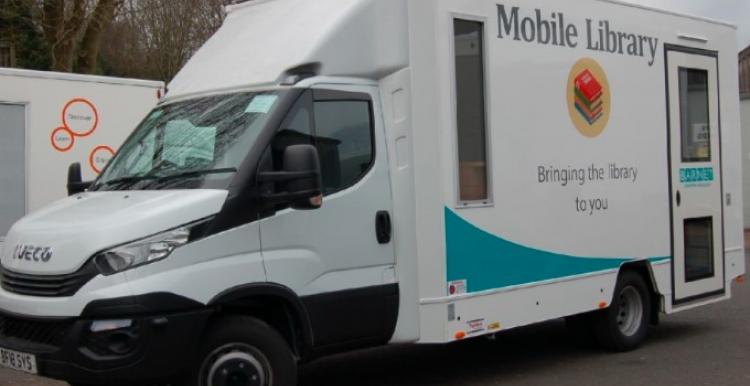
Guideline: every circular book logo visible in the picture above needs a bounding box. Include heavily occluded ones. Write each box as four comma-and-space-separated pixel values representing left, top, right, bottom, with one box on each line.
567, 58, 611, 138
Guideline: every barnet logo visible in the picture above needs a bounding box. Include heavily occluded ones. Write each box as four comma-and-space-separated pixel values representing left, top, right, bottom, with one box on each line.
567, 58, 611, 138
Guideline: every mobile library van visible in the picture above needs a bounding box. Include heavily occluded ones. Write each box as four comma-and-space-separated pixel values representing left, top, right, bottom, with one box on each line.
0, 1, 744, 385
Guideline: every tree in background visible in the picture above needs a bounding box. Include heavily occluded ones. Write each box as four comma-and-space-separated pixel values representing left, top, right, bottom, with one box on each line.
0, 0, 50, 70
100, 0, 229, 82
1, 0, 232, 81
39, 0, 124, 73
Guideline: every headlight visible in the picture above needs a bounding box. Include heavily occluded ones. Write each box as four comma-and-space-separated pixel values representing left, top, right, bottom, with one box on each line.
94, 227, 191, 275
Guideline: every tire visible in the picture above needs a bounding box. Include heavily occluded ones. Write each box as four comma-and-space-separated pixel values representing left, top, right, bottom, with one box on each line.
593, 270, 652, 352
69, 384, 117, 386
186, 316, 297, 386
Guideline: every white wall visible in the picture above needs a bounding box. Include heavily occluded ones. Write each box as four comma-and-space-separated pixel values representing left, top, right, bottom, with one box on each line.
0, 70, 163, 220
742, 96, 750, 228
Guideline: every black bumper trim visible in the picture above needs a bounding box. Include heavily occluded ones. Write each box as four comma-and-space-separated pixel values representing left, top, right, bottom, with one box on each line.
0, 295, 212, 385
81, 292, 205, 318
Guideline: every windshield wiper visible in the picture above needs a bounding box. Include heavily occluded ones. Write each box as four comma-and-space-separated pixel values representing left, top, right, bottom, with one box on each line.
93, 175, 159, 191
157, 167, 238, 181
93, 168, 238, 191
146, 168, 239, 187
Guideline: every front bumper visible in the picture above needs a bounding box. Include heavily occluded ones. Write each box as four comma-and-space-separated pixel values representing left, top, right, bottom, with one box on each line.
0, 294, 212, 385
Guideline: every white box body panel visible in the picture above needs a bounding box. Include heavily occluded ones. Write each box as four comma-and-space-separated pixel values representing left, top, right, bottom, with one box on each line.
405, 0, 744, 342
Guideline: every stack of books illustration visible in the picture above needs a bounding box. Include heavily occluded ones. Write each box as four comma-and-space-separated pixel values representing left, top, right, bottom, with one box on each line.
574, 69, 604, 125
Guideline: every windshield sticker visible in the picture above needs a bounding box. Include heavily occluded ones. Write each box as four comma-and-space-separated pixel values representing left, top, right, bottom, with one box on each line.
245, 95, 278, 114
147, 110, 164, 120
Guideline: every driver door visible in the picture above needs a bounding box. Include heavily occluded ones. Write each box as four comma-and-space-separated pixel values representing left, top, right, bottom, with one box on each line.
259, 85, 398, 349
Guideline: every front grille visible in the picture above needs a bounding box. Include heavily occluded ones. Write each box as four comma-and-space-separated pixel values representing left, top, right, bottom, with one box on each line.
0, 314, 73, 347
0, 261, 99, 297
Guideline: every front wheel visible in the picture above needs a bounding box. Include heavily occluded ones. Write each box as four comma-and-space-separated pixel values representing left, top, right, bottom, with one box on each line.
188, 317, 297, 386
593, 270, 652, 351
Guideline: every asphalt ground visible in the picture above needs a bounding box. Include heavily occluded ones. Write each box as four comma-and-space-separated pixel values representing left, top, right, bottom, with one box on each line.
2, 253, 748, 386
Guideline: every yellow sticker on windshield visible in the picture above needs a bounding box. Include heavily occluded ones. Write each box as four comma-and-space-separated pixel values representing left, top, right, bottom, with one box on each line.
245, 95, 278, 114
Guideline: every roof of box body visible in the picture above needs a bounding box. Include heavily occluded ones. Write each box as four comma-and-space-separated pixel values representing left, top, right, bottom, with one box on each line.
167, 0, 735, 101
165, 0, 408, 100
0, 68, 164, 89
599, 0, 736, 29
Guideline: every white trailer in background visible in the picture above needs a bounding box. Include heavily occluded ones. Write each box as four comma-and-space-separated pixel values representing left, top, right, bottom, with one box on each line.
0, 69, 164, 240
742, 94, 750, 227
0, 1, 745, 385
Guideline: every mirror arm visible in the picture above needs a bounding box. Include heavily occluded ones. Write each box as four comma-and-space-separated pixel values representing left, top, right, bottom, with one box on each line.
261, 189, 321, 205
67, 181, 93, 196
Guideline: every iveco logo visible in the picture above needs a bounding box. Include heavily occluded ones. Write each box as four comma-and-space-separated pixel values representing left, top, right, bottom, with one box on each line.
13, 245, 53, 263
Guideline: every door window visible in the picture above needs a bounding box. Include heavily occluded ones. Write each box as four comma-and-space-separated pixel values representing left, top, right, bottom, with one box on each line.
684, 217, 715, 282
268, 92, 375, 197
454, 19, 490, 204
679, 68, 711, 163
313, 100, 374, 195
270, 92, 315, 168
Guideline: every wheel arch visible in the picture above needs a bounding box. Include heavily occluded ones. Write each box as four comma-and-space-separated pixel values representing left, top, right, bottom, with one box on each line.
208, 283, 314, 359
618, 261, 663, 325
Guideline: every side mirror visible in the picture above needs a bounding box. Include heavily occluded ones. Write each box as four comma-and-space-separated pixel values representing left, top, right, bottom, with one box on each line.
67, 163, 93, 196
259, 145, 323, 210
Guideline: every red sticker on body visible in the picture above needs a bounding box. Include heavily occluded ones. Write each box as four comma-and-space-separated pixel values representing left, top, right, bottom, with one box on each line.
89, 145, 116, 174
51, 127, 75, 152
63, 98, 99, 137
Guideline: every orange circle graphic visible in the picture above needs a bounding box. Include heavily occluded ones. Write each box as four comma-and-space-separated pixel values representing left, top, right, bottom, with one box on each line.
89, 145, 116, 174
50, 127, 75, 152
63, 98, 100, 137
567, 58, 612, 138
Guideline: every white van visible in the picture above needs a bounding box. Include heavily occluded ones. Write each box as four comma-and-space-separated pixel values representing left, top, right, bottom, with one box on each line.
0, 69, 164, 244
0, 1, 745, 385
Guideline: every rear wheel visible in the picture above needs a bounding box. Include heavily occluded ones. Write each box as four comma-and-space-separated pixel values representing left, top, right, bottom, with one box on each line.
593, 270, 652, 351
187, 316, 297, 386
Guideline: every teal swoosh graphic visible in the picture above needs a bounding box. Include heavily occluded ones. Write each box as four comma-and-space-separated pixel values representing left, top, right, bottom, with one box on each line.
445, 208, 669, 293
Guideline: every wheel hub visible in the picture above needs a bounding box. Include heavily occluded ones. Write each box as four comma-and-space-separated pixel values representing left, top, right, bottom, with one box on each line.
203, 344, 269, 386
616, 286, 644, 337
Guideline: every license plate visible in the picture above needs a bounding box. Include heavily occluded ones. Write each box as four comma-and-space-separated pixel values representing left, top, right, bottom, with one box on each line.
0, 346, 37, 374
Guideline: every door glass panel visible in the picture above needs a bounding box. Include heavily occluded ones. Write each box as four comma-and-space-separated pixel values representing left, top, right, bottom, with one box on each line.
271, 91, 315, 168
313, 100, 374, 195
684, 217, 715, 282
679, 68, 711, 162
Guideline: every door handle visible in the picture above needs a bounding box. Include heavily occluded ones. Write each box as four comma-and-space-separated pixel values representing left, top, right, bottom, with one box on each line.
676, 190, 682, 207
376, 211, 392, 244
